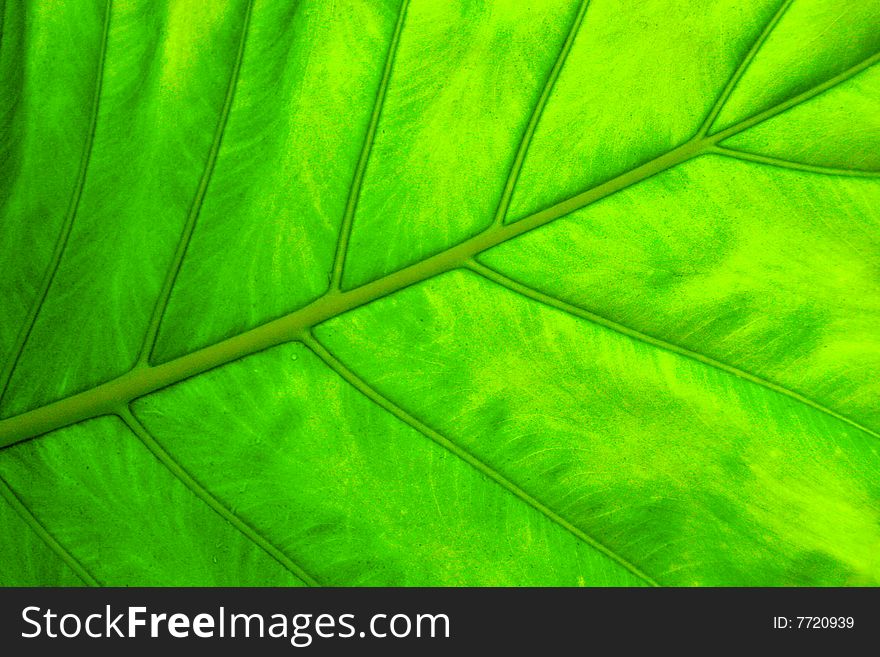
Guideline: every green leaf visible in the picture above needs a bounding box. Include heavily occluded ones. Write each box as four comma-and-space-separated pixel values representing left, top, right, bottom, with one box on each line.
1, 0, 879, 586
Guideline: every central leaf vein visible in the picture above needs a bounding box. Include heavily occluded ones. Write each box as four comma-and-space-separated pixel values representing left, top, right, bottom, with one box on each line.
0, 51, 877, 450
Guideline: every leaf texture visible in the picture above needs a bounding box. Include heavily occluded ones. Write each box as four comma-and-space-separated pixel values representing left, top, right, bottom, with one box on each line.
1, 0, 879, 586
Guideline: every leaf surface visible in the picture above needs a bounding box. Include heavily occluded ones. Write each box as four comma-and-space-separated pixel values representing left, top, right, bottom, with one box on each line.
1, 0, 879, 586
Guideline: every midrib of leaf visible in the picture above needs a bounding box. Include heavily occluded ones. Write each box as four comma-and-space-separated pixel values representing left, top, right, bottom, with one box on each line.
329, 0, 410, 291
0, 474, 100, 586
1, 51, 877, 450
0, 0, 111, 407
137, 0, 255, 366
118, 407, 318, 586
302, 332, 659, 586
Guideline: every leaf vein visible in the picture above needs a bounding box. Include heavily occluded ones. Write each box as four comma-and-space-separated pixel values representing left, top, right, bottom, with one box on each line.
0, 475, 100, 586
329, 0, 410, 291
698, 0, 794, 137
302, 332, 660, 587
136, 0, 256, 365
118, 407, 320, 586
1, 51, 878, 447
711, 50, 880, 141
467, 260, 880, 442
0, 0, 112, 408
491, 0, 591, 227
711, 145, 880, 177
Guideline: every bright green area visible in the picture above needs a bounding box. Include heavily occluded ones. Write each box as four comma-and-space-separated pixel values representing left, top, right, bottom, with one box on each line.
2, 0, 247, 416
713, 0, 880, 130
0, 2, 105, 404
0, 0, 878, 586
155, 0, 404, 361
0, 417, 304, 585
483, 155, 880, 431
132, 343, 644, 586
505, 0, 782, 220
318, 271, 880, 585
723, 65, 880, 170
0, 483, 86, 586
342, 0, 581, 287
